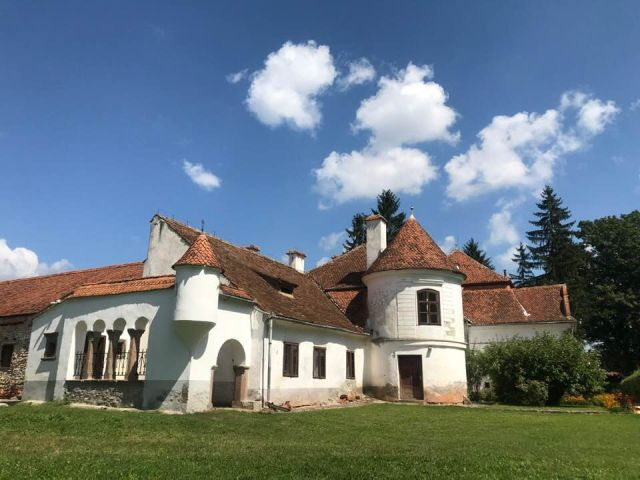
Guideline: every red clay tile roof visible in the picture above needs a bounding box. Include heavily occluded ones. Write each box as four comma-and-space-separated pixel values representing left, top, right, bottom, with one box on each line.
68, 276, 175, 299
173, 233, 222, 270
367, 218, 462, 276
449, 250, 510, 287
309, 245, 367, 289
0, 262, 144, 318
463, 284, 573, 326
160, 216, 363, 333
365, 214, 386, 222
326, 288, 368, 328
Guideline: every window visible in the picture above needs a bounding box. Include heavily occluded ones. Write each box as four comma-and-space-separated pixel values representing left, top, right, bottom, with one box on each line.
283, 342, 299, 377
346, 350, 355, 379
0, 344, 14, 369
313, 347, 326, 379
417, 289, 440, 325
43, 332, 59, 359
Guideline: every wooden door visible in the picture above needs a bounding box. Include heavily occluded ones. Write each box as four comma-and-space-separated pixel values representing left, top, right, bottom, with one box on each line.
398, 355, 423, 400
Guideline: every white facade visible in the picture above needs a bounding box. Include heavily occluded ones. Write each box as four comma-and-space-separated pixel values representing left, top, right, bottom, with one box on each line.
467, 322, 574, 350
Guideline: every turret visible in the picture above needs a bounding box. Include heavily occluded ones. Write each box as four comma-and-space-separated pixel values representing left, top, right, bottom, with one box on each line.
172, 233, 222, 324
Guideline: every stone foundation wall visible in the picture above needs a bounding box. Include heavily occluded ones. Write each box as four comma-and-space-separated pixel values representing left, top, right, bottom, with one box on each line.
63, 381, 144, 408
0, 315, 32, 399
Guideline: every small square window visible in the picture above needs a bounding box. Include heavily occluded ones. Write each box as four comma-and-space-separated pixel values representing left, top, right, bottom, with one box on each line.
0, 344, 14, 369
43, 332, 59, 359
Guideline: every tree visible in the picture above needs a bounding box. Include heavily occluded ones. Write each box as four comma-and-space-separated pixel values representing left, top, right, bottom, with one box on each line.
343, 213, 366, 251
526, 185, 581, 284
462, 238, 495, 269
372, 189, 406, 242
576, 210, 640, 374
511, 242, 535, 287
343, 190, 406, 251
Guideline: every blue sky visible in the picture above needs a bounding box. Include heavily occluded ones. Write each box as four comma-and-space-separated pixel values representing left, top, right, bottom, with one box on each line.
1, 1, 639, 279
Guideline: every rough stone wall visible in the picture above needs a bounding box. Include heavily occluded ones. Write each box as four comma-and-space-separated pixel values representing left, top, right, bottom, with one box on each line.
63, 381, 144, 408
0, 315, 32, 399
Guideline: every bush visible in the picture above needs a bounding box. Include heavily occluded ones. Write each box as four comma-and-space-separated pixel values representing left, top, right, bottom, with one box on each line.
466, 348, 487, 400
559, 394, 589, 406
476, 333, 606, 406
620, 370, 640, 403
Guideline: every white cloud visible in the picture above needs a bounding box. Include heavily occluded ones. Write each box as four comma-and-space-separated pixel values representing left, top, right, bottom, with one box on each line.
439, 235, 456, 254
338, 58, 376, 90
495, 244, 518, 272
487, 204, 519, 247
315, 256, 331, 267
314, 63, 456, 207
0, 239, 72, 280
314, 147, 437, 205
631, 98, 640, 111
226, 69, 248, 84
445, 91, 619, 201
246, 41, 336, 131
182, 160, 221, 191
354, 63, 458, 148
318, 231, 345, 251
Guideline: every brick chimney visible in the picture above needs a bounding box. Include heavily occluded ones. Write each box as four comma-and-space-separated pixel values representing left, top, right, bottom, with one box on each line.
366, 214, 387, 269
287, 250, 306, 273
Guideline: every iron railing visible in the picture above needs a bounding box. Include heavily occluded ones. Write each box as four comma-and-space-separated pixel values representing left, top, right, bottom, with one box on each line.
73, 350, 146, 379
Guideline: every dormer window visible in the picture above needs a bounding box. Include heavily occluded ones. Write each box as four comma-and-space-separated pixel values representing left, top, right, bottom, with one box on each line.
417, 289, 440, 325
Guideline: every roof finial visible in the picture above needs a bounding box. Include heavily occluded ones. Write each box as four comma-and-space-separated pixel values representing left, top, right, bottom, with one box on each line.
200, 219, 205, 233
409, 206, 415, 219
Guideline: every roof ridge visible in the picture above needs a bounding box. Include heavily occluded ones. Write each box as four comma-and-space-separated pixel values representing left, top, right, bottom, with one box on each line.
0, 261, 143, 286
78, 274, 175, 288
514, 283, 566, 290
449, 250, 510, 280
159, 215, 305, 275
308, 244, 365, 273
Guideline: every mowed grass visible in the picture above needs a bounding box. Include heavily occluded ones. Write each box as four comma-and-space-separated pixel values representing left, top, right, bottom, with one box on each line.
0, 403, 638, 479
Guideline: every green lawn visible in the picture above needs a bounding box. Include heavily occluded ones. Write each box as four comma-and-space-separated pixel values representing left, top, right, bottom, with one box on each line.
0, 403, 638, 479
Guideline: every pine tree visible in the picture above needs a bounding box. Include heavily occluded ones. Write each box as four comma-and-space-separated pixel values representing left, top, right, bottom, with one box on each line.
343, 213, 366, 251
511, 242, 534, 287
462, 238, 495, 269
372, 189, 406, 242
526, 185, 581, 284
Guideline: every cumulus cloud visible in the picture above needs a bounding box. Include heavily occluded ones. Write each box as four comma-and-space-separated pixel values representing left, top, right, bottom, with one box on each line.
246, 41, 336, 131
226, 69, 248, 84
445, 91, 619, 201
314, 63, 456, 206
631, 98, 640, 111
338, 58, 376, 90
354, 63, 458, 148
315, 256, 331, 267
318, 231, 346, 251
314, 147, 437, 206
495, 245, 518, 272
182, 160, 221, 191
0, 239, 72, 280
487, 205, 519, 247
439, 235, 457, 254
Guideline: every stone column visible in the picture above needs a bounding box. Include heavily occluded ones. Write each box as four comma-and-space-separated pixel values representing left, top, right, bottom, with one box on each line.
104, 329, 123, 380
126, 329, 145, 381
232, 366, 249, 408
80, 332, 96, 380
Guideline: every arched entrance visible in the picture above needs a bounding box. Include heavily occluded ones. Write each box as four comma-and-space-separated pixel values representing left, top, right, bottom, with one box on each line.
211, 339, 247, 407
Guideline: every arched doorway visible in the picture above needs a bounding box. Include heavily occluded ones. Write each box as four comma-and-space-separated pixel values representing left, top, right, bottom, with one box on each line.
212, 339, 247, 407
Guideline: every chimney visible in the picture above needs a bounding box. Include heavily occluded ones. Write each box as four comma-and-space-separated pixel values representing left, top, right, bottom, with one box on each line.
287, 250, 306, 273
366, 214, 387, 269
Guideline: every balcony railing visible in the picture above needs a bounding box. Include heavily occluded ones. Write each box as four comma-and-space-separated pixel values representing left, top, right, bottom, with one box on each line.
73, 350, 146, 380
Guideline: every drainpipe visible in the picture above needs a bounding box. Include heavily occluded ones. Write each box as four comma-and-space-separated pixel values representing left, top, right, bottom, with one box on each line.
267, 315, 273, 405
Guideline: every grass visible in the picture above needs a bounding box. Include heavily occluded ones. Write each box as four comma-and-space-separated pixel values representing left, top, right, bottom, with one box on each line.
0, 403, 638, 479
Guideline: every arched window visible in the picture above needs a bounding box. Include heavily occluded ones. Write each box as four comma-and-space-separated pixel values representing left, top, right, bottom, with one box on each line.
417, 289, 440, 325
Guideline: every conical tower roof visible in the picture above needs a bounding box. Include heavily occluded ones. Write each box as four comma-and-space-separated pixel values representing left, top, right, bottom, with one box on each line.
172, 233, 222, 270
367, 217, 462, 276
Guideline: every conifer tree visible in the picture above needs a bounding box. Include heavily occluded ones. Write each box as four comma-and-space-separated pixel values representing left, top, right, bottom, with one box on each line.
462, 238, 495, 269
343, 213, 366, 251
526, 185, 581, 284
371, 189, 406, 242
511, 242, 534, 287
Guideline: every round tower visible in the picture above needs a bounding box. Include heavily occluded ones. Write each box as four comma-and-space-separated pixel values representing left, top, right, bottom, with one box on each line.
362, 214, 468, 403
173, 233, 222, 324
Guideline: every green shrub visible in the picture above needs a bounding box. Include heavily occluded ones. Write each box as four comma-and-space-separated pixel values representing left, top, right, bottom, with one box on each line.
466, 348, 487, 400
620, 370, 640, 403
479, 333, 606, 406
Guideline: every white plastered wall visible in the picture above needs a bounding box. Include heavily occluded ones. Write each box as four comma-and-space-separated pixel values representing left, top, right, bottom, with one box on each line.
467, 322, 574, 350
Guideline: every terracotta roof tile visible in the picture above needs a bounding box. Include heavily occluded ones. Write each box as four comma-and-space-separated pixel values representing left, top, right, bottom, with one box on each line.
309, 245, 367, 289
161, 217, 363, 333
368, 218, 462, 276
463, 284, 573, 326
173, 233, 221, 269
326, 288, 368, 328
68, 276, 175, 298
0, 262, 144, 317
449, 250, 510, 286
